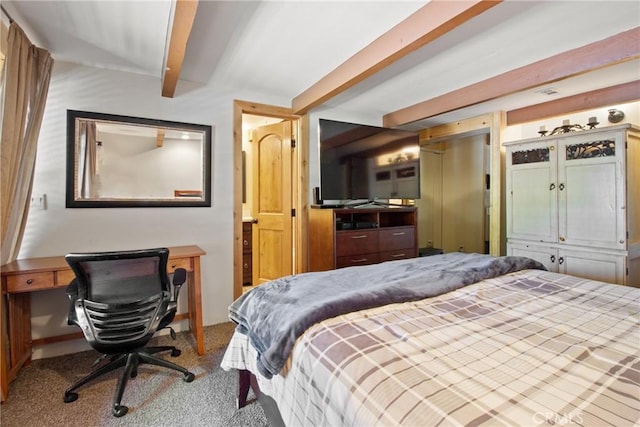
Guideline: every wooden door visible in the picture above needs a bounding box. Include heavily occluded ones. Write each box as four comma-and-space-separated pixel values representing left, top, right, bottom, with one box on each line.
441, 135, 486, 253
251, 121, 293, 284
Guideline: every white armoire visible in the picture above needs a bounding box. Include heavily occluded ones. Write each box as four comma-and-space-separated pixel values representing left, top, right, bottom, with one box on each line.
505, 124, 639, 286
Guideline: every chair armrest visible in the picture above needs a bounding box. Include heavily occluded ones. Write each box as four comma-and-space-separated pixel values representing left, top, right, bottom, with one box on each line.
172, 268, 187, 301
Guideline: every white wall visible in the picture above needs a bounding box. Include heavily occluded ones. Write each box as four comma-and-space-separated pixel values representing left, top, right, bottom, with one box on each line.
22, 61, 290, 358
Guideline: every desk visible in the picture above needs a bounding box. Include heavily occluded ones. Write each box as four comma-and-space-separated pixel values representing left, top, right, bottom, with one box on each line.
0, 245, 206, 401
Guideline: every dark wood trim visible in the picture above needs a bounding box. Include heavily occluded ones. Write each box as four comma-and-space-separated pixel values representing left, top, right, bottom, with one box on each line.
291, 0, 502, 115
506, 80, 640, 125
384, 27, 640, 127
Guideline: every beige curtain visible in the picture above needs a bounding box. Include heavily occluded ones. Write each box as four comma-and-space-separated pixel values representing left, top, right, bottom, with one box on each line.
0, 22, 53, 265
79, 120, 98, 199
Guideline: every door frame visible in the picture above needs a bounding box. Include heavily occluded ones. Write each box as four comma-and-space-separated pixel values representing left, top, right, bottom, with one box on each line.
418, 112, 504, 256
233, 100, 309, 299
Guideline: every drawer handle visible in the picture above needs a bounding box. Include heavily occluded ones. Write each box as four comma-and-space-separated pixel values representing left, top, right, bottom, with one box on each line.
392, 253, 406, 257
171, 264, 177, 269
244, 263, 249, 269
392, 232, 405, 236
243, 240, 249, 246
351, 235, 367, 239
351, 258, 367, 262
26, 279, 33, 285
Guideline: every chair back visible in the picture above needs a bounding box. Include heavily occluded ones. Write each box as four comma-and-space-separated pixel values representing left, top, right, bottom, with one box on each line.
65, 248, 171, 353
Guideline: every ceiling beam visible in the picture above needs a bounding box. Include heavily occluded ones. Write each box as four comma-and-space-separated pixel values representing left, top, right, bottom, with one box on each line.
506, 80, 640, 125
162, 0, 198, 98
383, 27, 640, 127
291, 0, 502, 115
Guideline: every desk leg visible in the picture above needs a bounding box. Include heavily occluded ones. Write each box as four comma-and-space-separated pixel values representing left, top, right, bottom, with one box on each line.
1, 292, 32, 400
8, 293, 32, 369
188, 257, 205, 356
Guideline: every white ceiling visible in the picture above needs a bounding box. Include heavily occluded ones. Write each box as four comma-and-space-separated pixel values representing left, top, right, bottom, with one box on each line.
3, 0, 639, 130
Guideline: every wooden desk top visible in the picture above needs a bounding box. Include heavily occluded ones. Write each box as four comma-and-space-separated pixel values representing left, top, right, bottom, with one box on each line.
1, 245, 206, 275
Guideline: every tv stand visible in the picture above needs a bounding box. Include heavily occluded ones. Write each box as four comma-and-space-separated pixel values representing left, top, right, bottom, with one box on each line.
308, 206, 418, 271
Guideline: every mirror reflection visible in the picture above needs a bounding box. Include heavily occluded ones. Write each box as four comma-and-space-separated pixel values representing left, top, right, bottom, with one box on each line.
66, 110, 211, 207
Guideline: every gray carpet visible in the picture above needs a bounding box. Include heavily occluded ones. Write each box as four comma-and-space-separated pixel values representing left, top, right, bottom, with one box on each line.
1, 322, 270, 427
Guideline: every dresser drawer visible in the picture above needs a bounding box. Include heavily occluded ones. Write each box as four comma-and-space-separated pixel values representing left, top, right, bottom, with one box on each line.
336, 253, 380, 269
7, 272, 55, 293
336, 230, 379, 256
379, 249, 414, 263
168, 257, 192, 272
242, 255, 252, 285
379, 227, 415, 251
56, 269, 77, 287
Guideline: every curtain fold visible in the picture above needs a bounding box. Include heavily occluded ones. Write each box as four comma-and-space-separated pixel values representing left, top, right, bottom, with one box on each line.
79, 120, 97, 199
0, 22, 53, 265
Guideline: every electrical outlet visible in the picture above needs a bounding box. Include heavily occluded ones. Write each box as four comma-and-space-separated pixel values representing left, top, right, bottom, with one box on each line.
30, 194, 47, 210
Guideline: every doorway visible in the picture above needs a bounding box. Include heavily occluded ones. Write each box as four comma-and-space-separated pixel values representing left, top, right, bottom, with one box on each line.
233, 100, 308, 299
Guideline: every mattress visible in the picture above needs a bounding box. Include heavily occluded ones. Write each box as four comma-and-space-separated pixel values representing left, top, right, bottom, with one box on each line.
222, 268, 640, 426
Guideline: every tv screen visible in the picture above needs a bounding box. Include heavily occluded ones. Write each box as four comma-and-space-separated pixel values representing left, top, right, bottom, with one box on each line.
319, 119, 421, 201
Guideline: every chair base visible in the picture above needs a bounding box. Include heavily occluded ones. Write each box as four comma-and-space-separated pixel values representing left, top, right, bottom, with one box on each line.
63, 347, 195, 417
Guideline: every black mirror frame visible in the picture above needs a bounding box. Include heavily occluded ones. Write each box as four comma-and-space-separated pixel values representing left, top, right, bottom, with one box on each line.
66, 110, 212, 208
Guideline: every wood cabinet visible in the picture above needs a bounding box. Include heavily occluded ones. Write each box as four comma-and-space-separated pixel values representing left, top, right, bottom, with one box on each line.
242, 221, 252, 286
309, 206, 418, 271
505, 124, 640, 286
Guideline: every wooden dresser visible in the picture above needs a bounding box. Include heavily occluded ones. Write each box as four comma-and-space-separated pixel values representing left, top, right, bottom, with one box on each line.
308, 206, 418, 271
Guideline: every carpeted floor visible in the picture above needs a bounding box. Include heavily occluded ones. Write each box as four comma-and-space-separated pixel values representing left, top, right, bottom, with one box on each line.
1, 322, 269, 427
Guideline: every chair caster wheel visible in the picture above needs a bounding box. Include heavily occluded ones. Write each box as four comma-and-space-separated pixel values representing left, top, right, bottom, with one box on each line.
171, 348, 181, 357
113, 404, 128, 417
184, 372, 195, 382
63, 392, 78, 403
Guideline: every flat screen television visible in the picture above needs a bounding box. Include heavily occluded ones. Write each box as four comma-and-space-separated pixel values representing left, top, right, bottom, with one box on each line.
319, 119, 421, 203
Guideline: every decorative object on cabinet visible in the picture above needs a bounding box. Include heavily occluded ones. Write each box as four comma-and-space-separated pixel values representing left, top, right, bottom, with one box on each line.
308, 206, 418, 271
505, 124, 639, 285
538, 117, 600, 137
608, 108, 625, 123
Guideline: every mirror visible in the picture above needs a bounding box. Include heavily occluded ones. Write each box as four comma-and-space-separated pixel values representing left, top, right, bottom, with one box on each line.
66, 110, 212, 207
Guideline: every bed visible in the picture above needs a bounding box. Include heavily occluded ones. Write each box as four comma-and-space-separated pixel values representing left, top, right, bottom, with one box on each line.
221, 253, 640, 426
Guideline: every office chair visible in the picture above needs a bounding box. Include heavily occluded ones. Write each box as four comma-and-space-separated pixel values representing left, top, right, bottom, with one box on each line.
63, 248, 195, 417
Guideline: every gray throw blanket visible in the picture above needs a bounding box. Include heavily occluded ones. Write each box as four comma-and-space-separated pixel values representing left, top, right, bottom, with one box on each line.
229, 253, 546, 378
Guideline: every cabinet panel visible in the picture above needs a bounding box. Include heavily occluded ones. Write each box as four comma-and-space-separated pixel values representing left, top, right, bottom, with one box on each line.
508, 240, 626, 285
506, 142, 557, 242
559, 249, 625, 285
558, 135, 625, 250
507, 242, 556, 272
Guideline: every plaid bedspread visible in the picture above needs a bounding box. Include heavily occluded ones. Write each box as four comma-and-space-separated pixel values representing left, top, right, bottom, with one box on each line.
222, 269, 640, 426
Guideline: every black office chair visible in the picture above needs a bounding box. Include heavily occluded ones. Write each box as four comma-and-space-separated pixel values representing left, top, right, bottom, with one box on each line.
63, 248, 195, 417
